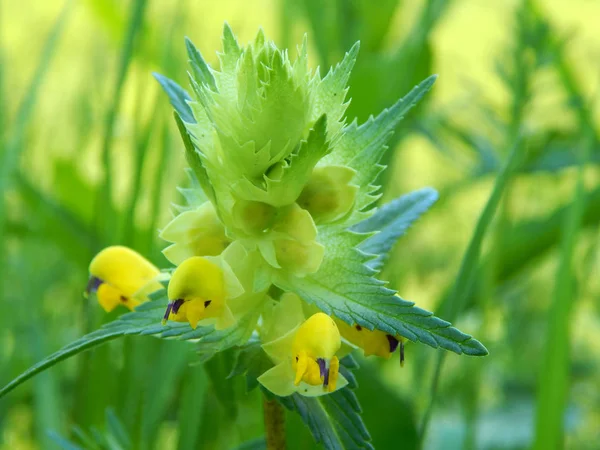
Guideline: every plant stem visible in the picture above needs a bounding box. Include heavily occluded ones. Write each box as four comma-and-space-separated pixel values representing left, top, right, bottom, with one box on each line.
263, 397, 286, 450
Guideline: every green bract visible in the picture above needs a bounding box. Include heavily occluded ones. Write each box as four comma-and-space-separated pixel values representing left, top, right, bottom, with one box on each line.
154, 24, 489, 358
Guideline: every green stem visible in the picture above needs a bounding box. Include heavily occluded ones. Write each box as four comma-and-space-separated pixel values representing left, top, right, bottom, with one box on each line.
263, 397, 286, 450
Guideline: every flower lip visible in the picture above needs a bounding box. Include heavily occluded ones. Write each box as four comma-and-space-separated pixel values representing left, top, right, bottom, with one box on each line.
172, 299, 185, 314
387, 335, 399, 353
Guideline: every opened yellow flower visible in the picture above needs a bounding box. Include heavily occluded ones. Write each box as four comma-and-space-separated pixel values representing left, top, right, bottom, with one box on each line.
163, 255, 244, 329
336, 319, 406, 366
86, 246, 162, 312
259, 311, 348, 397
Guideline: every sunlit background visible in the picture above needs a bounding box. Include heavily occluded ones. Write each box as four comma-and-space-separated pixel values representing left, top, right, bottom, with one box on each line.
1, 0, 599, 448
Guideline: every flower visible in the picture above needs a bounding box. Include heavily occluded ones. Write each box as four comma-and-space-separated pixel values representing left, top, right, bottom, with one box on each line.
86, 246, 162, 312
259, 305, 348, 397
163, 255, 244, 329
336, 319, 406, 366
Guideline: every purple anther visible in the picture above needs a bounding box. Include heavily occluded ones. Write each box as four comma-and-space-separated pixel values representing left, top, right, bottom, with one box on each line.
172, 298, 185, 314
387, 335, 400, 353
86, 276, 103, 294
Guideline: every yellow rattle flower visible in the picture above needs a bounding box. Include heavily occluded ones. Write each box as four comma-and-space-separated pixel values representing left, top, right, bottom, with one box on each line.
163, 256, 243, 329
86, 246, 162, 312
259, 311, 348, 397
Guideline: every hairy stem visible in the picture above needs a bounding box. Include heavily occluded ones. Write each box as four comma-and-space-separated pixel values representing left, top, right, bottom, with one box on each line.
263, 397, 286, 450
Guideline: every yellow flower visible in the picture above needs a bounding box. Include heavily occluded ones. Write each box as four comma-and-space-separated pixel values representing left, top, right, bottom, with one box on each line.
259, 309, 348, 397
86, 246, 162, 312
336, 319, 405, 366
163, 255, 244, 329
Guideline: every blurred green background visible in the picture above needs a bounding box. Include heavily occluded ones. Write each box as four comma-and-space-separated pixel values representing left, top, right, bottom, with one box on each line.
1, 0, 599, 448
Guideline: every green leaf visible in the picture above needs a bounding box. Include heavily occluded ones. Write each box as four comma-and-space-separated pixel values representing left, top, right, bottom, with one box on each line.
352, 187, 439, 271
0, 290, 258, 399
274, 226, 487, 356
153, 73, 195, 123
279, 355, 373, 450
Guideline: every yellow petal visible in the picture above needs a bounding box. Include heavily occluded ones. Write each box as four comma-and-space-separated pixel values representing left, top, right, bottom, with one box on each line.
89, 246, 160, 298
327, 356, 339, 392
293, 313, 341, 359
294, 351, 308, 385
168, 257, 225, 304
97, 283, 124, 312
183, 299, 206, 329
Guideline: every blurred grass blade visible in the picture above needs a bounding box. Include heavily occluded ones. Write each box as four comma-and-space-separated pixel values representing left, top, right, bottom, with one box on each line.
420, 140, 523, 440
123, 93, 160, 245
140, 343, 190, 445
47, 431, 84, 450
106, 408, 131, 450
16, 174, 99, 263
177, 366, 208, 450
0, 0, 71, 298
0, 1, 71, 179
533, 136, 591, 449
95, 0, 148, 244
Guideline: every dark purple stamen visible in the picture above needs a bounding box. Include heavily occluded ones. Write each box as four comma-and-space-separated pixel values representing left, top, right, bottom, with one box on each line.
317, 358, 326, 379
86, 276, 103, 294
163, 302, 173, 321
400, 341, 405, 366
317, 358, 330, 386
172, 299, 185, 314
386, 335, 400, 353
